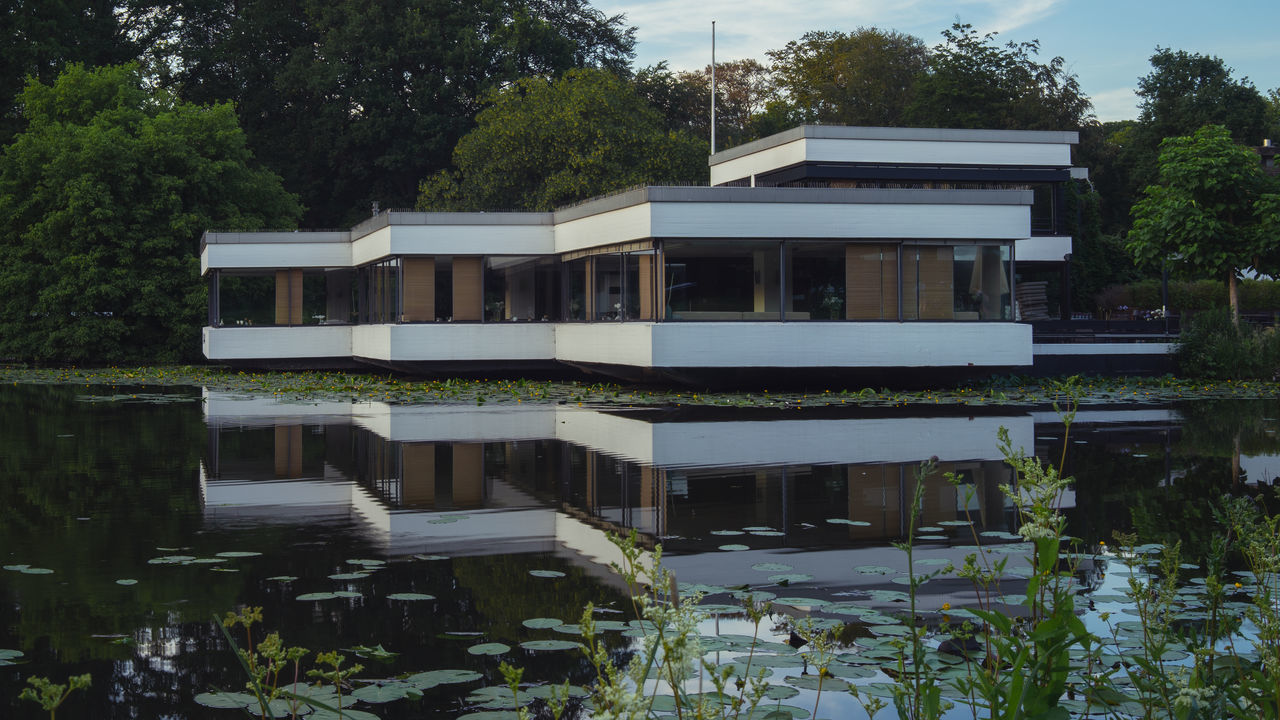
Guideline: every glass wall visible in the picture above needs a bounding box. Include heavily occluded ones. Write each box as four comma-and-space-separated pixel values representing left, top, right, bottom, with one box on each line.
785, 243, 845, 320
357, 258, 400, 324
213, 269, 354, 326
483, 257, 560, 322
663, 241, 781, 320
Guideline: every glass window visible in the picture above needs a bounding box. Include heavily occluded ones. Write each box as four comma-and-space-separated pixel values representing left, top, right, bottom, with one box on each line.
785, 243, 845, 320
484, 257, 559, 321
663, 241, 781, 320
356, 258, 400, 324
563, 258, 587, 321
214, 269, 354, 326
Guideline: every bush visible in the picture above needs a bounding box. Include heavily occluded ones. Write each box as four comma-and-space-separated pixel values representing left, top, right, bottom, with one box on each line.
1175, 307, 1280, 379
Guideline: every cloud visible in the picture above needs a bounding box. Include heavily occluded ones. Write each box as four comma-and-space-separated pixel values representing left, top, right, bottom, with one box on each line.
1090, 87, 1141, 123
596, 0, 1069, 70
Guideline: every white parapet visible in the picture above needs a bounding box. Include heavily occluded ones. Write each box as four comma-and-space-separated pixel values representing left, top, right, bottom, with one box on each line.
203, 325, 353, 360
353, 323, 557, 363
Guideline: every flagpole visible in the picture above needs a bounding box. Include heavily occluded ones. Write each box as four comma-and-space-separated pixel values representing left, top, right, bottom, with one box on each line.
710, 20, 716, 155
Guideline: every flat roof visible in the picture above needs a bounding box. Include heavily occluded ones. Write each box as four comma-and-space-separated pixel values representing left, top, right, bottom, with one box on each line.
709, 125, 1082, 166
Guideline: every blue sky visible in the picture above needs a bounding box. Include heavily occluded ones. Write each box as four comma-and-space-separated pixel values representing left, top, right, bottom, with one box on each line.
593, 0, 1280, 123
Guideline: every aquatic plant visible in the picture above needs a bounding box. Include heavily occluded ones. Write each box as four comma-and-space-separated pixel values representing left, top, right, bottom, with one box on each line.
18, 673, 91, 720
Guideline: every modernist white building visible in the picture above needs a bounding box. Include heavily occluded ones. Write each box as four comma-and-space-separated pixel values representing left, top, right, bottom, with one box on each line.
201, 125, 1082, 382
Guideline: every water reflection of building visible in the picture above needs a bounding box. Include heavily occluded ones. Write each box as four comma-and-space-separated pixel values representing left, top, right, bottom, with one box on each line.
200, 392, 1038, 550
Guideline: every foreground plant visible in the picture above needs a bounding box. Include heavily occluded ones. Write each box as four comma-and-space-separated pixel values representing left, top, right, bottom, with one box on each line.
18, 673, 91, 720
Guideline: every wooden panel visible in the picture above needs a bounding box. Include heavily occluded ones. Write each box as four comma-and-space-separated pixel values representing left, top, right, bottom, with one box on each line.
273, 425, 302, 478
918, 246, 954, 320
275, 269, 302, 325
584, 257, 595, 319
452, 443, 483, 506
402, 443, 436, 506
881, 247, 899, 321
402, 257, 435, 322
901, 249, 918, 320
846, 245, 882, 320
637, 255, 654, 320
452, 258, 482, 321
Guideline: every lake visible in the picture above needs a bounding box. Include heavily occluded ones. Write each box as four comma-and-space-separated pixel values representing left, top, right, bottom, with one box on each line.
1, 382, 1277, 718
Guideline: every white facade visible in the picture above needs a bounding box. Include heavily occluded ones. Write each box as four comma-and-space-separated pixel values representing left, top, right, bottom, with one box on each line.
201, 124, 1082, 379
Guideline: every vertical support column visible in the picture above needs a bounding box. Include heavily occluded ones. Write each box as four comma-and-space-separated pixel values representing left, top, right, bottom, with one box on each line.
452, 257, 482, 321
584, 257, 595, 320
275, 269, 303, 325
402, 257, 436, 322
208, 270, 220, 326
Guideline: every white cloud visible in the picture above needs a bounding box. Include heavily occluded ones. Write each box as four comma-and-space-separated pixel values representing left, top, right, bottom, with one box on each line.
1090, 87, 1141, 123
595, 0, 1069, 70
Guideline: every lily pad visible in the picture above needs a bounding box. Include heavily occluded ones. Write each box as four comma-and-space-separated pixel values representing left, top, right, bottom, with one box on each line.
333, 591, 362, 598
519, 640, 581, 651
328, 572, 370, 580
0, 649, 23, 666
718, 544, 750, 551
350, 682, 420, 703
405, 669, 484, 689
148, 555, 196, 565
768, 573, 813, 584
468, 642, 511, 656
19, 567, 54, 575
296, 592, 340, 601
522, 617, 564, 629
3, 564, 30, 572
751, 563, 792, 572
115, 579, 138, 586
710, 530, 745, 536
387, 592, 436, 601
413, 554, 449, 561
266, 575, 299, 582
346, 558, 386, 567
194, 691, 257, 709
827, 518, 871, 526
215, 551, 263, 558
529, 570, 565, 578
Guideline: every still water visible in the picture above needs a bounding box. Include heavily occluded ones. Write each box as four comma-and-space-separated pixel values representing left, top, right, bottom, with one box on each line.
1, 383, 1277, 718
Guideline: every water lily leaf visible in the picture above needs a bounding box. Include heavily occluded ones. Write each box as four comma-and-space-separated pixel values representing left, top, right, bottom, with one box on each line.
266, 575, 298, 582
19, 567, 53, 575
405, 669, 483, 689
215, 551, 262, 558
350, 682, 419, 703
148, 555, 195, 565
522, 617, 563, 629
194, 691, 257, 709
457, 711, 521, 720
742, 526, 774, 531
3, 564, 30, 571
296, 592, 339, 601
853, 565, 898, 575
189, 557, 227, 564
710, 530, 745, 536
210, 567, 239, 573
937, 520, 972, 526
333, 590, 362, 598
328, 572, 369, 580
768, 574, 812, 584
115, 579, 138, 586
519, 640, 580, 651
387, 593, 436, 601
346, 558, 386, 566
733, 654, 804, 667
529, 570, 565, 578
751, 563, 792, 572
0, 649, 23, 666
552, 624, 583, 635
750, 530, 785, 537
827, 518, 871, 526
309, 709, 381, 720
413, 554, 449, 561
772, 597, 829, 608
718, 544, 750, 551
468, 642, 510, 656
346, 644, 400, 661
525, 684, 589, 699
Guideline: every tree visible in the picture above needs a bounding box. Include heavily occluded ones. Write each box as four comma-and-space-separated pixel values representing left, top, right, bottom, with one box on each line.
1126, 125, 1280, 324
907, 23, 1092, 131
417, 68, 707, 211
0, 0, 157, 144
767, 28, 928, 127
635, 59, 774, 150
151, 0, 636, 227
0, 64, 300, 364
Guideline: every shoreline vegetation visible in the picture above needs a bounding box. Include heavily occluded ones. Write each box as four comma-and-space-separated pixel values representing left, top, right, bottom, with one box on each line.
2, 365, 1278, 409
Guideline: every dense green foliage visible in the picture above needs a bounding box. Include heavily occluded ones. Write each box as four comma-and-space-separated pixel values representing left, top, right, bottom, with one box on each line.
906, 23, 1093, 131
1174, 308, 1280, 380
1127, 125, 1280, 319
146, 0, 636, 227
766, 28, 928, 127
0, 64, 300, 364
417, 68, 706, 211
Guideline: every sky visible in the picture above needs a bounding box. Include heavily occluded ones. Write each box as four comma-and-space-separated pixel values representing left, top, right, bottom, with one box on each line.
592, 0, 1280, 123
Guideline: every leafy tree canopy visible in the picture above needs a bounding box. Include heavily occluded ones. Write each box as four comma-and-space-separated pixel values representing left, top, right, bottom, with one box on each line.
767, 28, 928, 127
1126, 125, 1280, 321
417, 68, 707, 212
146, 0, 636, 227
0, 64, 300, 364
907, 23, 1092, 131
1136, 48, 1272, 145
0, 0, 157, 144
